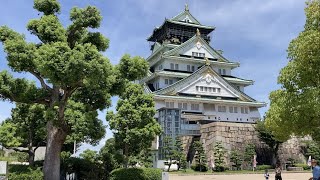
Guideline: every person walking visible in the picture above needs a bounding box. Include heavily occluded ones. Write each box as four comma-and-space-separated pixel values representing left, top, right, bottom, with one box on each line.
309, 159, 320, 180
264, 169, 270, 180
275, 163, 282, 180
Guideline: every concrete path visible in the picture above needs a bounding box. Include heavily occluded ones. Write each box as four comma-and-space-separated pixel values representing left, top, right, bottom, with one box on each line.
170, 172, 310, 180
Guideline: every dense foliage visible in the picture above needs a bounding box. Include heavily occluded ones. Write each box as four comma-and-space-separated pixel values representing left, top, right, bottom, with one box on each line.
255, 120, 283, 165
265, 0, 320, 141
0, 0, 148, 178
230, 149, 243, 170
192, 141, 207, 172
213, 141, 225, 172
8, 165, 43, 180
110, 168, 162, 180
106, 83, 161, 168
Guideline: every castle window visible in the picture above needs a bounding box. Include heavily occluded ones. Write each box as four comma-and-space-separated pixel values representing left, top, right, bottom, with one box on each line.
191, 104, 199, 110
158, 65, 163, 70
165, 102, 174, 108
192, 52, 198, 57
229, 106, 238, 113
199, 53, 205, 57
218, 106, 226, 112
192, 66, 195, 71
241, 107, 249, 114
169, 79, 173, 85
165, 79, 168, 85
170, 63, 174, 70
234, 107, 238, 113
187, 65, 191, 72
154, 82, 159, 90
175, 64, 179, 70
183, 103, 188, 110
178, 103, 187, 110
218, 69, 222, 74
222, 69, 226, 75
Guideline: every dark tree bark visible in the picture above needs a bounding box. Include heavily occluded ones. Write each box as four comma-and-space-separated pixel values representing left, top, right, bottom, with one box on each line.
43, 121, 67, 180
124, 143, 129, 168
28, 150, 35, 167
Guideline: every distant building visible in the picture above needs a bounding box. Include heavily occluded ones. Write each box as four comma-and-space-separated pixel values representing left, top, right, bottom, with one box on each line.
141, 5, 265, 168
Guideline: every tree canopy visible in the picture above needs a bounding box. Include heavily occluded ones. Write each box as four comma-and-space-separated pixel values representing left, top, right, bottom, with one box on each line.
106, 83, 161, 168
0, 0, 148, 179
265, 0, 320, 141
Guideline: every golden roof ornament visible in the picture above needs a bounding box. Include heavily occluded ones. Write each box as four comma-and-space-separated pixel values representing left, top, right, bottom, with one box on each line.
205, 57, 210, 66
196, 28, 201, 36
185, 4, 189, 11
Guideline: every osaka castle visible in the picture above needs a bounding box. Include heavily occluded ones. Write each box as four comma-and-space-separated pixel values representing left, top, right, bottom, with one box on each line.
141, 5, 266, 168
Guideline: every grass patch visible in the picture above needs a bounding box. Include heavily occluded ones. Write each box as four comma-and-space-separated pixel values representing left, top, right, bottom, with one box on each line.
0, 156, 18, 162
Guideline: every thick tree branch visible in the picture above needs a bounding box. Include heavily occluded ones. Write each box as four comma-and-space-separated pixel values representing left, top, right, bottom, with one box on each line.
6, 147, 29, 153
30, 71, 52, 91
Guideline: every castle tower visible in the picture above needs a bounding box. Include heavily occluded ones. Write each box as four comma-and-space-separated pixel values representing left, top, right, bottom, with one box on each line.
141, 5, 266, 168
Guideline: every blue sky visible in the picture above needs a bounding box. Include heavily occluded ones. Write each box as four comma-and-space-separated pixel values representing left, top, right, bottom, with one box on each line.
0, 0, 306, 153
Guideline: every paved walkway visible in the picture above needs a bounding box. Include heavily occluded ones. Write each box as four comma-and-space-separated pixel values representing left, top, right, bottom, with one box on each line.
170, 172, 310, 180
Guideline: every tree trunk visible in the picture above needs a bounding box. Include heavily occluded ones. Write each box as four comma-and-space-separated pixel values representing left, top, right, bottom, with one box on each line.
28, 149, 35, 167
43, 121, 67, 180
124, 143, 129, 168
272, 144, 280, 166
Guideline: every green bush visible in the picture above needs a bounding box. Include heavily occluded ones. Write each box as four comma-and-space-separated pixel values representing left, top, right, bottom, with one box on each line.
293, 163, 311, 170
9, 164, 30, 173
9, 168, 43, 180
10, 152, 28, 162
110, 168, 162, 180
256, 165, 273, 170
0, 149, 4, 157
213, 166, 226, 172
191, 164, 208, 172
61, 157, 106, 180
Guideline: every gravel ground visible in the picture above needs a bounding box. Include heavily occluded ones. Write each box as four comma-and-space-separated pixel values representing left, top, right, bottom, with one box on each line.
170, 172, 310, 180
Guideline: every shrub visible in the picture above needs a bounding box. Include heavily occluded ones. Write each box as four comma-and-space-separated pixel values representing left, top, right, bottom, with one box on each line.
293, 163, 311, 170
191, 164, 208, 172
10, 151, 28, 162
9, 164, 30, 173
213, 166, 225, 172
0, 149, 4, 157
256, 165, 273, 170
110, 168, 162, 180
9, 168, 43, 180
61, 157, 106, 180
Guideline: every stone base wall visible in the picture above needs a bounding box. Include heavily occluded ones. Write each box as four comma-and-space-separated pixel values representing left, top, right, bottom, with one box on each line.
278, 136, 311, 163
180, 135, 194, 155
196, 121, 308, 166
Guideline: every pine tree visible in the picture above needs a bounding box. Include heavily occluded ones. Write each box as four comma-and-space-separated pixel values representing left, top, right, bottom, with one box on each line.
213, 141, 225, 172
193, 141, 207, 172
106, 83, 161, 168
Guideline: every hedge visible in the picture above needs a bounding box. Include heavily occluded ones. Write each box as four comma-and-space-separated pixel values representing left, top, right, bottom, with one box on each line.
293, 163, 311, 170
191, 164, 208, 172
9, 168, 43, 180
256, 165, 273, 170
110, 168, 162, 180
